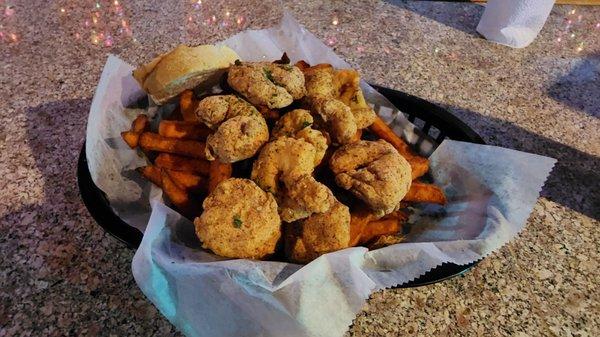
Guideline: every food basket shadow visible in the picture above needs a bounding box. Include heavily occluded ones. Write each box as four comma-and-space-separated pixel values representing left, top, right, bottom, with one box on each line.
77, 85, 485, 287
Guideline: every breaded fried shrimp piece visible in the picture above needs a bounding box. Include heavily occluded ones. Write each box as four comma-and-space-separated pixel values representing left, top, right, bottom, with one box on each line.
330, 140, 412, 216
272, 109, 328, 165
196, 95, 269, 163
227, 62, 305, 109
194, 178, 281, 259
285, 200, 351, 263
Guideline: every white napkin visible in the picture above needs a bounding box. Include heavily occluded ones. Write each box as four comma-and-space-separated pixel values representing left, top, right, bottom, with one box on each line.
477, 0, 556, 48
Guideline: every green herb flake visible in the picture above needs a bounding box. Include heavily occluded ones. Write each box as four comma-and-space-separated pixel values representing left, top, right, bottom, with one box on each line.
282, 65, 293, 71
264, 68, 274, 82
234, 59, 242, 66
233, 215, 243, 228
301, 121, 312, 129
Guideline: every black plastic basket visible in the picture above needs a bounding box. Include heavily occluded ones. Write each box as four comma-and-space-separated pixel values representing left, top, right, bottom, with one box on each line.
77, 85, 485, 287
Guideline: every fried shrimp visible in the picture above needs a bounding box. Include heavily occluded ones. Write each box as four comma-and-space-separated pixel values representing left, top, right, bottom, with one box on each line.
279, 174, 335, 222
227, 62, 306, 109
333, 69, 376, 129
195, 95, 269, 163
284, 200, 351, 263
194, 178, 281, 259
251, 137, 335, 222
329, 140, 412, 216
303, 64, 358, 144
272, 109, 328, 166
195, 94, 259, 128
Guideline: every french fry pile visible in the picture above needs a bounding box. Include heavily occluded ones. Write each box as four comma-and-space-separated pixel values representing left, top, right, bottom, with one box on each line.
121, 91, 232, 218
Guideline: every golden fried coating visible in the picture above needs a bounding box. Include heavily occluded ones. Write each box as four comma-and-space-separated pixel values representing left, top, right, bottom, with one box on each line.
196, 95, 269, 163
195, 94, 259, 128
194, 178, 281, 259
333, 69, 376, 129
251, 137, 335, 222
227, 62, 306, 109
330, 140, 412, 216
272, 109, 328, 165
304, 64, 337, 98
205, 115, 269, 163
303, 65, 358, 144
279, 174, 335, 222
285, 200, 351, 263
251, 137, 315, 194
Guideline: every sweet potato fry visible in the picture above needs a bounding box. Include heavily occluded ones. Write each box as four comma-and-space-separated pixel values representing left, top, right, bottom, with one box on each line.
131, 114, 149, 133
139, 132, 206, 159
154, 153, 210, 175
208, 160, 232, 193
121, 131, 140, 148
121, 114, 150, 148
370, 117, 411, 155
158, 120, 211, 140
359, 211, 407, 244
161, 170, 195, 217
369, 116, 430, 179
137, 165, 162, 187
408, 157, 430, 180
349, 207, 378, 246
179, 90, 198, 121
368, 234, 404, 250
404, 181, 447, 205
164, 169, 206, 193
350, 209, 407, 246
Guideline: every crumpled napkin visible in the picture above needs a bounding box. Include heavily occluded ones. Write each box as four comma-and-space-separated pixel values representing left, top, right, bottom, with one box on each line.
477, 0, 556, 48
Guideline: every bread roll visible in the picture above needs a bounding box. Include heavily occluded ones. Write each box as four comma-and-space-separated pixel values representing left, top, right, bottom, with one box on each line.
132, 44, 239, 105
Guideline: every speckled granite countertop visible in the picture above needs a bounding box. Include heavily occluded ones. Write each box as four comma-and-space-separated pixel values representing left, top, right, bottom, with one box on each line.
1, 0, 598, 336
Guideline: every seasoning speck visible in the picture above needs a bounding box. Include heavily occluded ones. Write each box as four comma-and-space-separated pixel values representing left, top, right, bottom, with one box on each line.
233, 215, 243, 228
264, 68, 274, 82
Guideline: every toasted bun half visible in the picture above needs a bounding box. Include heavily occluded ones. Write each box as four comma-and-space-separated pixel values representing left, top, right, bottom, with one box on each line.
133, 44, 239, 105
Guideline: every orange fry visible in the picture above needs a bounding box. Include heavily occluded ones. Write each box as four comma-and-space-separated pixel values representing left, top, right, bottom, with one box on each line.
122, 114, 150, 148
131, 114, 149, 133
179, 90, 199, 121
161, 170, 195, 217
349, 207, 378, 246
408, 157, 429, 180
370, 117, 412, 156
360, 211, 407, 244
158, 120, 212, 140
121, 131, 140, 149
208, 160, 232, 193
139, 132, 206, 159
404, 181, 447, 205
164, 169, 206, 193
369, 117, 429, 179
137, 165, 162, 187
154, 153, 210, 176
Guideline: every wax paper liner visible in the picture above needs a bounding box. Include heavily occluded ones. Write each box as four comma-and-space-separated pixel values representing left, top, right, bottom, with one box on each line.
86, 13, 556, 337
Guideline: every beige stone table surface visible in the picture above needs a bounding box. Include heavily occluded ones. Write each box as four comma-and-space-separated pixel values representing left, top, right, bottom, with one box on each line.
0, 1, 598, 336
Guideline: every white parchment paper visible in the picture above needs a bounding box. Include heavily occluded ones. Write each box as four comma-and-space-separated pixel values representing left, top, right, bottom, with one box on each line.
86, 13, 556, 337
